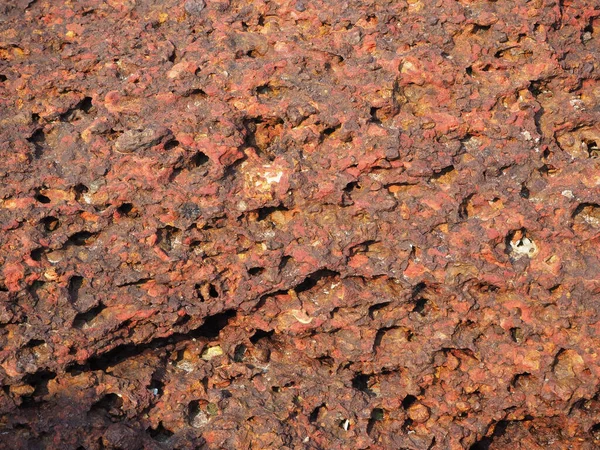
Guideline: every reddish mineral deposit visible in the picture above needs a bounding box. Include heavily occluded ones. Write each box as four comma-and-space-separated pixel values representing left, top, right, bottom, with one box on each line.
1, 0, 600, 449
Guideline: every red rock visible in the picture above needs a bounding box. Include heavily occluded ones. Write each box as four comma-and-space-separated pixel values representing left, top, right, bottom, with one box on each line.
1, 0, 600, 448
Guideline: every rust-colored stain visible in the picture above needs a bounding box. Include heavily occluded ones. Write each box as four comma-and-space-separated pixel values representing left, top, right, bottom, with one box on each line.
1, 0, 600, 448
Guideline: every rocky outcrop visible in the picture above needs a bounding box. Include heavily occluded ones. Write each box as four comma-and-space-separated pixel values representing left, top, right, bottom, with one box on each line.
1, 0, 600, 448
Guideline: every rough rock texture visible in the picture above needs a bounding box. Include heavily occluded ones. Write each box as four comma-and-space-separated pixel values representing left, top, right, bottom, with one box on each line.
1, 0, 600, 448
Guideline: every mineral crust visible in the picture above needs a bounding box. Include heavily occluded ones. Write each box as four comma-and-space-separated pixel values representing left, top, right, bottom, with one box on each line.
1, 0, 600, 448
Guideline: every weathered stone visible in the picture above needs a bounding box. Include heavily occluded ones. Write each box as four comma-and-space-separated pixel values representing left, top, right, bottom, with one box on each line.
0, 0, 599, 449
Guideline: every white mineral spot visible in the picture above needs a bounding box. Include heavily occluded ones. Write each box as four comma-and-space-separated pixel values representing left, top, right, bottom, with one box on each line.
401, 61, 416, 73
83, 193, 93, 204
510, 236, 538, 259
342, 419, 350, 431
570, 97, 585, 110
191, 410, 210, 428
264, 170, 283, 184
177, 361, 195, 372
561, 190, 574, 199
291, 310, 313, 324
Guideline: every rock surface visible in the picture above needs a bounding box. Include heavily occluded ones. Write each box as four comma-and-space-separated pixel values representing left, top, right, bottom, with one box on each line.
1, 0, 600, 448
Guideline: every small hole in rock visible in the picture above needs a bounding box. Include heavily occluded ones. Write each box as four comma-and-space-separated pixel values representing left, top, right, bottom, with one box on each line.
74, 184, 88, 202
309, 404, 324, 423
256, 205, 288, 222
510, 327, 524, 343
191, 309, 236, 339
256, 84, 272, 95
367, 408, 384, 435
191, 151, 209, 167
369, 106, 382, 124
343, 181, 361, 192
317, 355, 334, 367
68, 276, 83, 303
187, 400, 202, 425
35, 193, 51, 204
352, 373, 374, 395
402, 394, 417, 409
148, 377, 164, 396
294, 269, 340, 294
374, 327, 390, 350
369, 301, 390, 319
28, 129, 46, 158
250, 329, 274, 344
412, 298, 427, 314
431, 165, 455, 181
188, 400, 200, 416
472, 24, 491, 33
510, 372, 531, 389
117, 203, 134, 216
174, 314, 190, 327
148, 422, 174, 442
248, 267, 264, 276
164, 139, 179, 151
539, 163, 558, 176
585, 140, 599, 158
80, 96, 93, 113
40, 216, 60, 232
73, 303, 105, 328
91, 393, 123, 418
68, 231, 96, 246
187, 88, 206, 97
233, 344, 246, 362
26, 339, 45, 348
322, 124, 340, 137
31, 248, 45, 261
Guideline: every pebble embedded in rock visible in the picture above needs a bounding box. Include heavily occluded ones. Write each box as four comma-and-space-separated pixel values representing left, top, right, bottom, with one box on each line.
184, 0, 206, 15
114, 127, 171, 154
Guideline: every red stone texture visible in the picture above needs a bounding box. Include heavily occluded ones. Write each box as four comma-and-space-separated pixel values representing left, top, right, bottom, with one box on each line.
1, 0, 600, 448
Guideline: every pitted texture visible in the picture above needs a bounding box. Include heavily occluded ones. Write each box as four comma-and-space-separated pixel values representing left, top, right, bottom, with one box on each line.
1, 0, 600, 448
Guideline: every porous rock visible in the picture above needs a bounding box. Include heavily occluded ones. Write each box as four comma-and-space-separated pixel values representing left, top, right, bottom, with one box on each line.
1, 0, 600, 449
